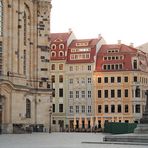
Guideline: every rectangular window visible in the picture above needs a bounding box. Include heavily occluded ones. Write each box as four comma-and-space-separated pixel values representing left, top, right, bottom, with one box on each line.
107, 65, 110, 70
88, 78, 91, 83
98, 105, 101, 113
59, 64, 64, 70
135, 104, 140, 113
76, 91, 79, 98
69, 106, 73, 113
118, 104, 122, 113
125, 105, 129, 113
69, 78, 73, 84
124, 76, 128, 82
69, 91, 73, 98
111, 64, 114, 70
51, 75, 55, 83
135, 87, 140, 97
133, 60, 137, 69
104, 90, 108, 98
88, 65, 91, 71
125, 89, 128, 97
41, 68, 48, 71
59, 104, 63, 112
104, 77, 108, 83
111, 90, 115, 98
98, 90, 101, 98
88, 106, 91, 113
117, 76, 121, 83
52, 120, 56, 124
69, 66, 73, 71
52, 89, 55, 97
105, 105, 108, 113
117, 89, 121, 98
59, 88, 63, 97
51, 64, 55, 70
98, 77, 101, 83
82, 105, 85, 113
76, 106, 79, 113
111, 105, 115, 113
23, 50, 26, 75
81, 91, 85, 98
52, 104, 55, 112
111, 77, 115, 83
59, 75, 63, 83
134, 76, 137, 82
88, 91, 91, 98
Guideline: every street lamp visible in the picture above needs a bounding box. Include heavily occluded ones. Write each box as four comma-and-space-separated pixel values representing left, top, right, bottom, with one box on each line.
49, 106, 52, 133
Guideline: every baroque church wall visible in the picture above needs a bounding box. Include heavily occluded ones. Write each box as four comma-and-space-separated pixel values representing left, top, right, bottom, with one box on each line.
0, 0, 52, 134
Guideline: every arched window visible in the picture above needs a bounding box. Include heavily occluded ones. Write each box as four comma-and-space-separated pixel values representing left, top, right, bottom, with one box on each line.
51, 51, 56, 57
24, 12, 27, 45
0, 1, 3, 36
59, 51, 64, 57
26, 99, 31, 118
51, 44, 56, 50
59, 44, 64, 49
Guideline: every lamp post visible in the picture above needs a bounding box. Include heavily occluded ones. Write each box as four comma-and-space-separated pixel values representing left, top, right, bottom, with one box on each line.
49, 107, 52, 133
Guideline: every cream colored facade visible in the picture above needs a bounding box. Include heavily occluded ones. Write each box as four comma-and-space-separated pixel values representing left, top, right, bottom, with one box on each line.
66, 63, 96, 131
0, 0, 52, 133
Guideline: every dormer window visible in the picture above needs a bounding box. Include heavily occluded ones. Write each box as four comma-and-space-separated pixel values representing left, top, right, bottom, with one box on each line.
107, 49, 119, 53
133, 59, 138, 70
59, 44, 64, 50
51, 44, 56, 50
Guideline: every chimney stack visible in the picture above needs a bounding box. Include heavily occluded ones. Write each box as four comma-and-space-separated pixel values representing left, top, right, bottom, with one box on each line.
98, 34, 102, 38
68, 28, 72, 33
129, 42, 134, 47
118, 40, 121, 45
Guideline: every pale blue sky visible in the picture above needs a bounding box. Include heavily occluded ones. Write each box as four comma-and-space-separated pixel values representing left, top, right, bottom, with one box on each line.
51, 0, 148, 46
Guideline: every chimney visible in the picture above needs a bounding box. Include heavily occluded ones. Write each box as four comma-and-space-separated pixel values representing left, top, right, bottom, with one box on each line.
68, 28, 72, 33
118, 40, 121, 45
129, 42, 134, 47
98, 34, 101, 38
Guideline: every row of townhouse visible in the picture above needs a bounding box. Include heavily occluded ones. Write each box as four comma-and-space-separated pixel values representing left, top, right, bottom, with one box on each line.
49, 30, 148, 132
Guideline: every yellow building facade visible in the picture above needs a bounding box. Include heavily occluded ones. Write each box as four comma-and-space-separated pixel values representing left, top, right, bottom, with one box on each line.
94, 44, 148, 128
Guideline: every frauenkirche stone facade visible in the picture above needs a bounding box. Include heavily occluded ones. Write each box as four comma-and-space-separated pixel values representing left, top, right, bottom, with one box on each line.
0, 0, 52, 133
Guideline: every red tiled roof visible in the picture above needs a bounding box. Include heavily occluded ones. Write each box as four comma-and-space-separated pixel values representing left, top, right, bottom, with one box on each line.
95, 44, 138, 72
66, 38, 101, 64
50, 32, 73, 61
50, 32, 72, 43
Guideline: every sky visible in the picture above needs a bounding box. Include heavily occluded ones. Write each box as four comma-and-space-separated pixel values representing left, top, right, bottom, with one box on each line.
51, 0, 148, 47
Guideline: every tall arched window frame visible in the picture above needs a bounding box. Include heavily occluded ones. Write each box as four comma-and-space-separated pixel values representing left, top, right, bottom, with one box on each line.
0, 1, 3, 36
24, 11, 27, 45
26, 99, 31, 118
